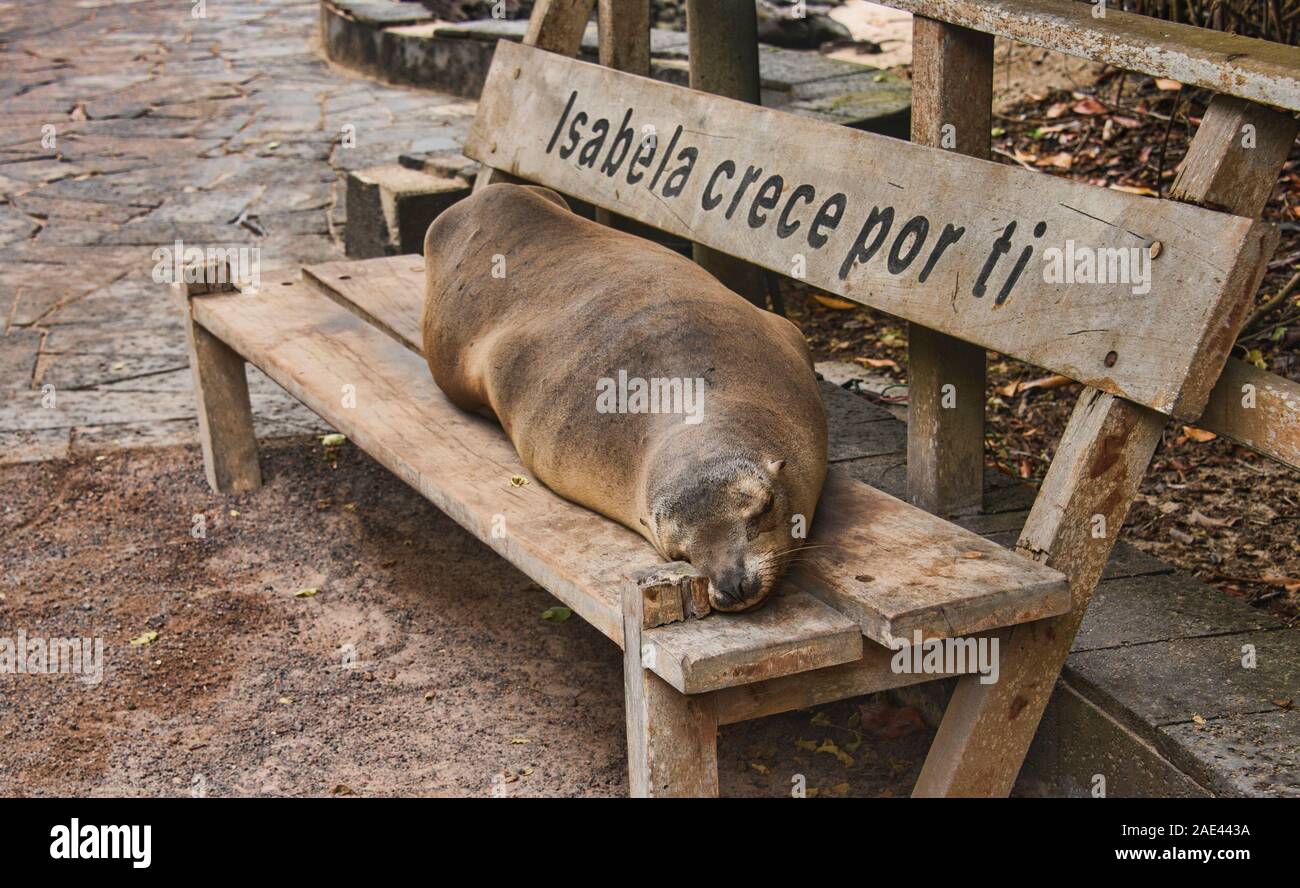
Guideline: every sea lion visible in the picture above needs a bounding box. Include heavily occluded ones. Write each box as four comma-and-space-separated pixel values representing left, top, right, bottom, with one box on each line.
421, 183, 827, 611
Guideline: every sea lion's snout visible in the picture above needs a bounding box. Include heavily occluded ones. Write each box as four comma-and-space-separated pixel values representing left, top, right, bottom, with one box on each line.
707, 558, 769, 613
644, 457, 801, 614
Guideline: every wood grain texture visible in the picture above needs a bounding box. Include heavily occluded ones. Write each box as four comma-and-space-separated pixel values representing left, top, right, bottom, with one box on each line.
1170, 96, 1299, 217
710, 639, 977, 725
196, 271, 860, 694
906, 17, 992, 517
912, 96, 1295, 797
176, 274, 261, 494
623, 579, 720, 796
302, 255, 1072, 649
1196, 358, 1300, 472
597, 0, 649, 73
877, 0, 1300, 112
464, 42, 1274, 418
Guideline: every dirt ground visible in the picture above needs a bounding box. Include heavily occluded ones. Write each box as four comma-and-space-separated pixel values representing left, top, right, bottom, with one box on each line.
0, 439, 931, 797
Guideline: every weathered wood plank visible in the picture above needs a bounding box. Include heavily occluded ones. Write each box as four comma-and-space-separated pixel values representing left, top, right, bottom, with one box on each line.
303, 255, 1073, 648
623, 579, 720, 796
1197, 358, 1300, 472
175, 271, 261, 494
877, 0, 1300, 112
710, 639, 977, 726
194, 271, 861, 694
906, 17, 992, 517
793, 469, 1068, 646
464, 41, 1275, 418
1170, 96, 1299, 217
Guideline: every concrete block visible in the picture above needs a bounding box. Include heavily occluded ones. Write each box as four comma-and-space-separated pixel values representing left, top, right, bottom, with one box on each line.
345, 163, 470, 258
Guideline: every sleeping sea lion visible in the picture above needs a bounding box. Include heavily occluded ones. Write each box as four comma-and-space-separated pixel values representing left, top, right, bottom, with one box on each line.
421, 184, 827, 611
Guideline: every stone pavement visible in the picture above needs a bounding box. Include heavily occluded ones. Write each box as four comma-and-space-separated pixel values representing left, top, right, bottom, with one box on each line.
1, 0, 476, 463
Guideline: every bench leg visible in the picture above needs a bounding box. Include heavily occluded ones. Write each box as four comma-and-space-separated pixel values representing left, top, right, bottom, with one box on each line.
185, 315, 263, 494
622, 581, 719, 797
913, 391, 1163, 796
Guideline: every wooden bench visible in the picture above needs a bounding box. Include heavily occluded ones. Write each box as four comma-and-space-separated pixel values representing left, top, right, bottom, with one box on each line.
177, 0, 1299, 796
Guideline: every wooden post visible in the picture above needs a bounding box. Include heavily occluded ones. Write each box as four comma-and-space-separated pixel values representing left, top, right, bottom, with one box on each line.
906, 18, 992, 517
474, 0, 597, 193
176, 265, 262, 494
622, 577, 720, 797
685, 0, 767, 306
595, 0, 651, 229
913, 96, 1295, 797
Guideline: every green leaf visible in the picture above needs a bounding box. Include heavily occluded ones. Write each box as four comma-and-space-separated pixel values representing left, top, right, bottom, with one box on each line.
541, 606, 572, 623
130, 631, 158, 646
320, 433, 346, 447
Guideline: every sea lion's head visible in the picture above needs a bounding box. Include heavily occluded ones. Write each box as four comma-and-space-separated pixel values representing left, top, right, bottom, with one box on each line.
642, 454, 802, 612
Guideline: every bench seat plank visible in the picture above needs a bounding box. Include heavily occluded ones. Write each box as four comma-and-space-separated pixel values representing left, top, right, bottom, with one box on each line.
190, 270, 863, 694
300, 256, 1071, 648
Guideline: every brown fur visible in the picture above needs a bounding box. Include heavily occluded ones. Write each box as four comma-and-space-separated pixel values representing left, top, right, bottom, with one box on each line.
421, 184, 827, 610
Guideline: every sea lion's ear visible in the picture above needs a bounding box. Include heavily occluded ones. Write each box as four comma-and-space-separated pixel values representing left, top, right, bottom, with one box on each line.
766, 459, 785, 475
638, 516, 650, 529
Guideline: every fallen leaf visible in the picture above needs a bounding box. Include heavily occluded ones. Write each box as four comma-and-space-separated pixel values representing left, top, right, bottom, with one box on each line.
1261, 576, 1300, 593
130, 631, 158, 646
1187, 510, 1235, 529
1045, 101, 1070, 119
295, 587, 319, 598
509, 475, 530, 487
1109, 183, 1158, 197
1271, 698, 1293, 710
1191, 714, 1206, 725
330, 784, 355, 796
859, 700, 925, 739
278, 696, 293, 705
814, 293, 857, 310
749, 762, 769, 775
320, 433, 346, 447
854, 356, 899, 370
1154, 78, 1182, 91
510, 737, 529, 745
1181, 425, 1217, 443
541, 606, 572, 622
815, 739, 854, 768
794, 738, 818, 752
1072, 96, 1107, 115
1037, 151, 1074, 170
959, 550, 984, 560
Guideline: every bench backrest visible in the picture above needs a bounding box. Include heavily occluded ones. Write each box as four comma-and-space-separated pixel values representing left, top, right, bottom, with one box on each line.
464, 40, 1272, 422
